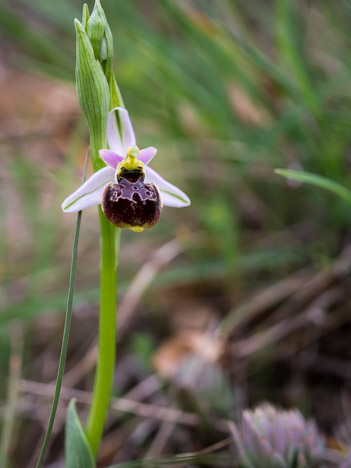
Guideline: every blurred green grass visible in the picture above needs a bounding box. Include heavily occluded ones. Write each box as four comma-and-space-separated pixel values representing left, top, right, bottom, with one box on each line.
0, 0, 350, 375
1, 0, 351, 392
1, 0, 351, 464
2, 0, 350, 294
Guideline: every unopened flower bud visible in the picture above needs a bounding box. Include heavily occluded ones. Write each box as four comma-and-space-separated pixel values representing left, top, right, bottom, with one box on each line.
87, 0, 113, 62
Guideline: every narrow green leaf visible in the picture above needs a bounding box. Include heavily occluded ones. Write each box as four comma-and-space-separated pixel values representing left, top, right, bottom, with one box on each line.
275, 0, 319, 117
275, 169, 351, 206
35, 151, 89, 468
65, 399, 95, 468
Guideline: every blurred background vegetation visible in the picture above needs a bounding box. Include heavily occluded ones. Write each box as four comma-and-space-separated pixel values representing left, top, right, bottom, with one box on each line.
1, 0, 351, 466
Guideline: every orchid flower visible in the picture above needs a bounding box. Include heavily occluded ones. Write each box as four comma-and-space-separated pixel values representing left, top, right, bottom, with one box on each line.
62, 107, 190, 231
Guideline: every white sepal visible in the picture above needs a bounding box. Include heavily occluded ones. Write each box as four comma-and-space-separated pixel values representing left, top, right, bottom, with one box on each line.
61, 166, 115, 212
145, 166, 190, 208
107, 107, 136, 155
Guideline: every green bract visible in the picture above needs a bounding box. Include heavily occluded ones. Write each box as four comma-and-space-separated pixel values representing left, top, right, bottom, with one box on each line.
74, 18, 109, 170
81, 3, 90, 31
109, 72, 124, 109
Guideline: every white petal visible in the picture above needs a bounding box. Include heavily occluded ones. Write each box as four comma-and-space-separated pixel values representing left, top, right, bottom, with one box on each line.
145, 166, 190, 208
107, 107, 136, 154
62, 166, 115, 213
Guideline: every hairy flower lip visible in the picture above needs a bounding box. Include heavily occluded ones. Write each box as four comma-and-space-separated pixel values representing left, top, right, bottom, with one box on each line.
102, 176, 161, 230
62, 107, 190, 216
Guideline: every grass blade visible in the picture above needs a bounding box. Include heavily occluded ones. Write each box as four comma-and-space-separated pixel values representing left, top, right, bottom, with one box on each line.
275, 168, 351, 206
35, 150, 90, 468
0, 326, 23, 467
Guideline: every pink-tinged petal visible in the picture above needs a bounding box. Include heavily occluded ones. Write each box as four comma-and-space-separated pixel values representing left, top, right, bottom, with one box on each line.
145, 166, 190, 208
107, 107, 136, 154
99, 149, 124, 169
139, 147, 157, 165
61, 166, 115, 213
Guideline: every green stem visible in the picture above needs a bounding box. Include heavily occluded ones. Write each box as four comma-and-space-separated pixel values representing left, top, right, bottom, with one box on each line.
85, 208, 121, 457
84, 50, 124, 457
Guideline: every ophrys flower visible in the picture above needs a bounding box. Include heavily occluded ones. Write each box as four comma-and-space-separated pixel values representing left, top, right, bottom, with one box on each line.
62, 107, 190, 231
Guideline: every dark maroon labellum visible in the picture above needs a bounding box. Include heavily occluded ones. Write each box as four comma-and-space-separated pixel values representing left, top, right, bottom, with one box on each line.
102, 173, 161, 231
